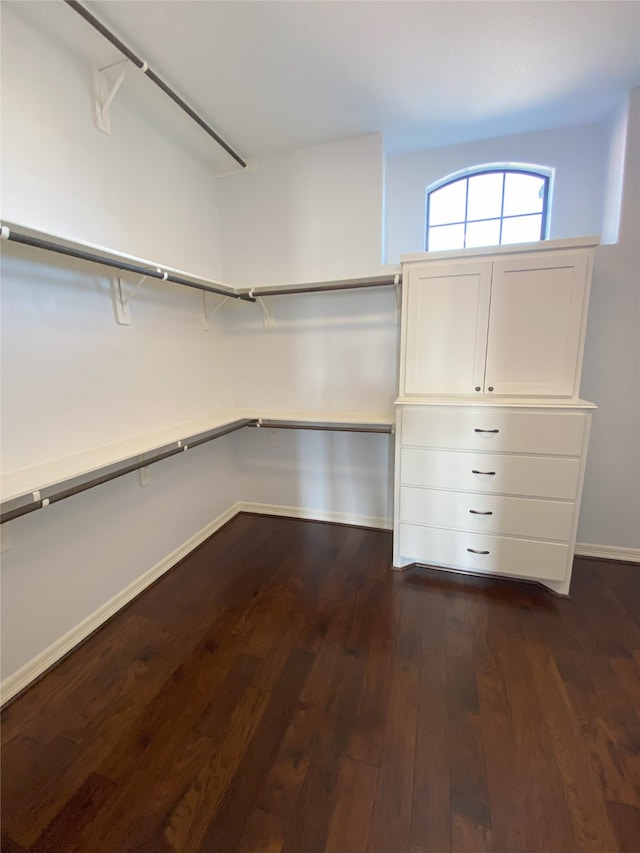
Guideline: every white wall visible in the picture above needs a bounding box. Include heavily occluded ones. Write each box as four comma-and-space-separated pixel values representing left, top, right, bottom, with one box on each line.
216, 135, 399, 528
578, 88, 640, 549
0, 4, 239, 685
0, 2, 224, 279
232, 428, 394, 529
217, 133, 392, 287
222, 288, 398, 418
385, 122, 609, 262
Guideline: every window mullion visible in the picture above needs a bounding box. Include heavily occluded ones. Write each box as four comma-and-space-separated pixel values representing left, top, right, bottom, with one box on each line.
463, 178, 470, 248
498, 173, 506, 245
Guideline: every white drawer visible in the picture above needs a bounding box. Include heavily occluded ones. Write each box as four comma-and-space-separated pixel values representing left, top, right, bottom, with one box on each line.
399, 487, 575, 541
401, 407, 586, 455
398, 523, 569, 582
400, 448, 580, 499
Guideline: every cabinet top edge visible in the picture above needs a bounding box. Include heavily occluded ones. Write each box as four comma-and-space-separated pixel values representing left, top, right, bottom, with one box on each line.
395, 397, 597, 409
400, 236, 600, 264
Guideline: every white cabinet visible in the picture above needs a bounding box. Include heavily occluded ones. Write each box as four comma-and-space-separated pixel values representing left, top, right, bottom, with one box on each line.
394, 238, 598, 595
400, 241, 595, 398
393, 403, 594, 594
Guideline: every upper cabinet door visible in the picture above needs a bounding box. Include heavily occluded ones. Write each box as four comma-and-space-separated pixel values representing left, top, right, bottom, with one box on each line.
402, 260, 492, 395
485, 251, 590, 397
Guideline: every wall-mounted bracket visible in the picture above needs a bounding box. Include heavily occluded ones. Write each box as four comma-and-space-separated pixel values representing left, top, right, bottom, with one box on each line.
201, 292, 229, 331
138, 465, 151, 487
111, 273, 154, 325
394, 273, 402, 326
256, 294, 274, 330
92, 58, 128, 135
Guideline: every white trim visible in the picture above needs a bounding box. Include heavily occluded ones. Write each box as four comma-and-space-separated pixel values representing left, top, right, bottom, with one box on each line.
238, 501, 393, 531
0, 501, 241, 706
574, 543, 640, 563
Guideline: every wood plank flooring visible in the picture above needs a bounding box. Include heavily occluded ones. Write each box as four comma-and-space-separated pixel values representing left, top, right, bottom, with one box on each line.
2, 513, 639, 853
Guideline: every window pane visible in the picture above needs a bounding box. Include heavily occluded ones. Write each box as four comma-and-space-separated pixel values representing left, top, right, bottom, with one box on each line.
503, 173, 545, 217
501, 214, 543, 244
466, 172, 503, 221
428, 179, 467, 226
465, 219, 501, 248
428, 223, 465, 251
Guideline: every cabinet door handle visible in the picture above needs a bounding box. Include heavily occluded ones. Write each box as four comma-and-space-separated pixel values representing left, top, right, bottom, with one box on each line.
472, 469, 496, 475
474, 428, 499, 433
469, 510, 493, 515
467, 548, 490, 555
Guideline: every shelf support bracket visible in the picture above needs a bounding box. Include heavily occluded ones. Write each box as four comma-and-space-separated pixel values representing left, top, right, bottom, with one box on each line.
394, 273, 402, 325
255, 294, 274, 330
111, 273, 151, 325
93, 59, 128, 135
201, 292, 229, 331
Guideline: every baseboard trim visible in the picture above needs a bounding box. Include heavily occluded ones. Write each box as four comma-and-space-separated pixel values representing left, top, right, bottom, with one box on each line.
574, 542, 640, 563
0, 501, 242, 706
238, 501, 393, 531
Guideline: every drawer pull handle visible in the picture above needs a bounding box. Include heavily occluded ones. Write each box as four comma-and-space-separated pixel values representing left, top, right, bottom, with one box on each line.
469, 510, 493, 515
474, 428, 499, 433
472, 469, 496, 476
467, 548, 490, 555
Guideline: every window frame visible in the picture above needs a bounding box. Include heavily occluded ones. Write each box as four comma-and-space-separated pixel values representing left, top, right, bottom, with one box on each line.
425, 166, 551, 252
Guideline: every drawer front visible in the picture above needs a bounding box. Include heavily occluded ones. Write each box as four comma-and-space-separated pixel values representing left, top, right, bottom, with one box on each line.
400, 448, 581, 499
401, 407, 586, 456
399, 487, 575, 541
398, 523, 569, 582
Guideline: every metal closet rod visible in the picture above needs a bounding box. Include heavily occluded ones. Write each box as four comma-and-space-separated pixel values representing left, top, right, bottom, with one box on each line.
64, 0, 247, 169
240, 275, 400, 297
0, 225, 256, 302
250, 419, 394, 434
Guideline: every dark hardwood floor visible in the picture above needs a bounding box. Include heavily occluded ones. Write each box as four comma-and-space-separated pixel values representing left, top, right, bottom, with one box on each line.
2, 513, 639, 853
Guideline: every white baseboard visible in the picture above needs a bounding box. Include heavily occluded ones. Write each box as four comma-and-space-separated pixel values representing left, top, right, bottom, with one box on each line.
574, 542, 640, 563
238, 501, 393, 531
0, 501, 242, 706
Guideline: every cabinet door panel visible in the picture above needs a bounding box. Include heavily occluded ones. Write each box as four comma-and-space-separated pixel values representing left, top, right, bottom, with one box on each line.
485, 251, 589, 396
402, 260, 492, 395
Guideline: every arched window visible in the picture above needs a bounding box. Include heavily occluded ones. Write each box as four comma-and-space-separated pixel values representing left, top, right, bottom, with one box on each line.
426, 167, 550, 252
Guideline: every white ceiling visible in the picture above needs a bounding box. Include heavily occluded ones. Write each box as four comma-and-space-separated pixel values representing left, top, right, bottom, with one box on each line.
16, 1, 640, 165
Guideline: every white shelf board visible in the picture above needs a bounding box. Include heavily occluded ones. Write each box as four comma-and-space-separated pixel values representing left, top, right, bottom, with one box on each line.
237, 409, 395, 427
1, 412, 245, 503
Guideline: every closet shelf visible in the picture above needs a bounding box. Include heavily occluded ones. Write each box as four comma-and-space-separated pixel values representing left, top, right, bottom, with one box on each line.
0, 221, 254, 302
2, 220, 401, 301
1, 412, 394, 524
242, 409, 394, 434
238, 273, 401, 297
0, 414, 252, 523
